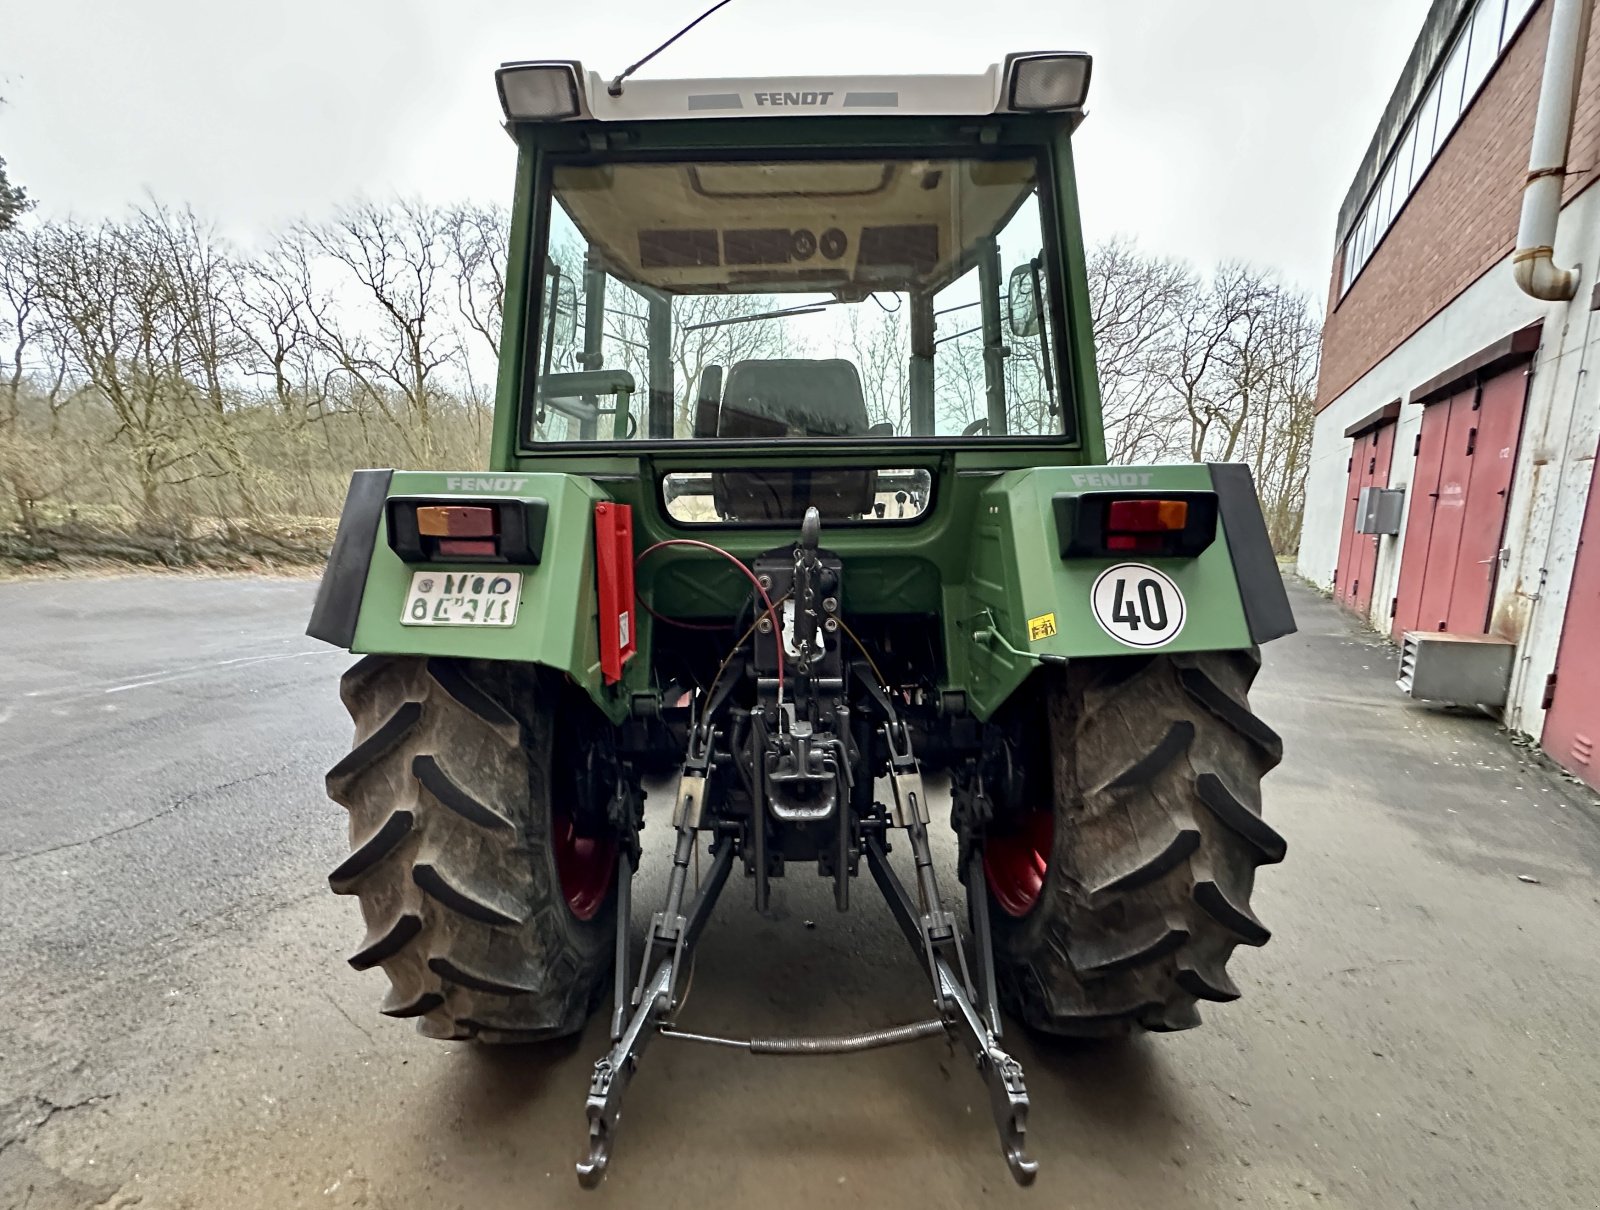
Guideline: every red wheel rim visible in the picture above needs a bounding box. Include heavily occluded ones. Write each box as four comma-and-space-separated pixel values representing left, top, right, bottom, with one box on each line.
984, 808, 1054, 918
552, 810, 616, 921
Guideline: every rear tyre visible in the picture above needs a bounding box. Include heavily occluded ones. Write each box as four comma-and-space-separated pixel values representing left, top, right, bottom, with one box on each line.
984, 649, 1285, 1037
326, 656, 618, 1043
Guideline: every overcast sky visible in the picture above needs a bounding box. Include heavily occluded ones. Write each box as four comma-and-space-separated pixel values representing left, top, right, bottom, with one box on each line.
1, 0, 1430, 297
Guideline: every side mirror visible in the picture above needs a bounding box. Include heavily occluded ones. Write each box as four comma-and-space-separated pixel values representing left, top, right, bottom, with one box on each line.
1007, 262, 1041, 338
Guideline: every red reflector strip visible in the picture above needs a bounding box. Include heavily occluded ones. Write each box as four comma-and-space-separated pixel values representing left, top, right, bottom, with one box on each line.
417, 505, 496, 538
1107, 534, 1165, 552
1107, 499, 1189, 532
437, 538, 499, 557
594, 502, 637, 686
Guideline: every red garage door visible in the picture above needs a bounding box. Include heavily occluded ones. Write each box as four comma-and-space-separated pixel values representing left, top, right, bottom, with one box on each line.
1542, 454, 1600, 791
1392, 364, 1529, 640
1334, 417, 1397, 618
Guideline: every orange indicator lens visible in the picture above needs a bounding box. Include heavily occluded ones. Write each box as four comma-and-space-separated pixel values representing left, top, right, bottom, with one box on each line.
416, 505, 496, 538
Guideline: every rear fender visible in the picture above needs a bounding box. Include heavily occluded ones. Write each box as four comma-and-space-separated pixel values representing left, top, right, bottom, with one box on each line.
953, 462, 1294, 720
307, 469, 626, 722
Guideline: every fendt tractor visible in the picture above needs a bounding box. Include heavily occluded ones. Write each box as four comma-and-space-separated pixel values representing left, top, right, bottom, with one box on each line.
308, 49, 1293, 1187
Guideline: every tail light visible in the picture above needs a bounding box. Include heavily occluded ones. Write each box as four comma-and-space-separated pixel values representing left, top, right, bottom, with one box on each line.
385, 496, 548, 564
417, 505, 498, 557
1054, 491, 1218, 558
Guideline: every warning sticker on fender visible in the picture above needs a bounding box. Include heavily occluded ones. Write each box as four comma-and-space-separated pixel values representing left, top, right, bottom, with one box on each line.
1090, 564, 1185, 648
1027, 612, 1058, 641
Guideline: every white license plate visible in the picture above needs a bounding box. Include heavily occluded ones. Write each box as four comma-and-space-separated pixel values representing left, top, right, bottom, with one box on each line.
401, 571, 522, 627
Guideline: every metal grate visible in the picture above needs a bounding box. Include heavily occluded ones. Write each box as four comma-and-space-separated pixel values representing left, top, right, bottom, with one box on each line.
1397, 634, 1419, 694
1394, 631, 1515, 706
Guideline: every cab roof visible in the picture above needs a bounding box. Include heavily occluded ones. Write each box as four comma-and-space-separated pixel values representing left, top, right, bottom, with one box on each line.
495, 53, 1092, 128
580, 67, 1011, 122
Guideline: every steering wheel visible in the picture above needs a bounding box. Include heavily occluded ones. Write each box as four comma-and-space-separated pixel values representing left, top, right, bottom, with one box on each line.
962, 418, 990, 437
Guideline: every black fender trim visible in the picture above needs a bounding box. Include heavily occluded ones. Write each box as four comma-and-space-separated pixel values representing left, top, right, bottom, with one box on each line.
1207, 463, 1296, 644
307, 469, 394, 647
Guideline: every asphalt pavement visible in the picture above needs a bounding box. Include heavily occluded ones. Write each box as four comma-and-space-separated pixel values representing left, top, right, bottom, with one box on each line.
2, 573, 1598, 1209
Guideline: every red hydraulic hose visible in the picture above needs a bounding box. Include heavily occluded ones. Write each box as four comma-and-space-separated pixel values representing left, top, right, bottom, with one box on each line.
636, 538, 785, 700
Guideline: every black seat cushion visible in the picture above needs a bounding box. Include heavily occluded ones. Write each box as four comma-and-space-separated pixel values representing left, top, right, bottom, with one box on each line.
717, 359, 870, 438
710, 359, 875, 520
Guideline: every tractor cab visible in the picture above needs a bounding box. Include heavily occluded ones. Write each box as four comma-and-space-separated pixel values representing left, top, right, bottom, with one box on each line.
493, 56, 1100, 526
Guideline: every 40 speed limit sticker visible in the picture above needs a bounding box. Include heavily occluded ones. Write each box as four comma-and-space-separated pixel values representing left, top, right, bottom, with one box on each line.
1090, 563, 1186, 648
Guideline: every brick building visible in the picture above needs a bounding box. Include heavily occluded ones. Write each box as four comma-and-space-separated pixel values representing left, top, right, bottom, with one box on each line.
1299, 0, 1600, 788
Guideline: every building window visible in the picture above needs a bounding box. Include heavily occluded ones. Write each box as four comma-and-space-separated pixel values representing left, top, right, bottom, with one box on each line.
1397, 123, 1420, 196
1339, 0, 1537, 297
1463, 0, 1506, 99
1505, 0, 1539, 39
1437, 22, 1472, 118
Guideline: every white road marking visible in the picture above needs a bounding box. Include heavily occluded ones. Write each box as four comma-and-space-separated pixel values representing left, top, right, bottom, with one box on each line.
19, 644, 320, 699
102, 649, 337, 694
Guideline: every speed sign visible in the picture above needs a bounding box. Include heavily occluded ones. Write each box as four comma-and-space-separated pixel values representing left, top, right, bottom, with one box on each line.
1090, 563, 1186, 648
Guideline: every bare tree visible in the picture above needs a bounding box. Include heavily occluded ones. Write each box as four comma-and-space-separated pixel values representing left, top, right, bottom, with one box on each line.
934, 328, 985, 436
1240, 287, 1320, 551
0, 225, 76, 529
2, 227, 46, 427
445, 201, 509, 361
1132, 258, 1320, 550
236, 228, 332, 421
848, 303, 911, 433
1086, 238, 1190, 463
30, 218, 233, 516
302, 199, 462, 461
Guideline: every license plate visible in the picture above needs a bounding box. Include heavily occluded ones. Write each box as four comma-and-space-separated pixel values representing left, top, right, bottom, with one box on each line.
401, 571, 522, 627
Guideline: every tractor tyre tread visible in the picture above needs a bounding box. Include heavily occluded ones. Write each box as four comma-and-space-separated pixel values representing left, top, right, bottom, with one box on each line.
991, 648, 1284, 1038
327, 654, 613, 1043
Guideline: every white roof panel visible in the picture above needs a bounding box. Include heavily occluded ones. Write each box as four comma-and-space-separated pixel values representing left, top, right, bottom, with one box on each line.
581, 67, 1008, 121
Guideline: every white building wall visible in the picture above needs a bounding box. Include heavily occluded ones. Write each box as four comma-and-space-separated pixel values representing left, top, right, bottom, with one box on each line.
1298, 182, 1600, 739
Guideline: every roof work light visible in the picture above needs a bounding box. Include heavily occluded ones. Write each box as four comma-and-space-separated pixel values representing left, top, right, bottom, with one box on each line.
496, 61, 586, 121
1003, 52, 1093, 112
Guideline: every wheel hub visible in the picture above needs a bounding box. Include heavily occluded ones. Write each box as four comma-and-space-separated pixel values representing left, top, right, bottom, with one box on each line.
983, 808, 1053, 918
553, 809, 616, 920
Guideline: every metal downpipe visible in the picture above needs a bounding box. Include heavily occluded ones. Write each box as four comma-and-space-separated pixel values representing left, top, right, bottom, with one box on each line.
1513, 0, 1593, 301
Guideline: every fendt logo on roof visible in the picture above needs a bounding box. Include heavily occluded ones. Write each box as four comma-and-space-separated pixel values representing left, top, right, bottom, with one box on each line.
753, 90, 835, 107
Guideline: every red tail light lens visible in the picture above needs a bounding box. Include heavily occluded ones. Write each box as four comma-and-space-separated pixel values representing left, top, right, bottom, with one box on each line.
1107, 533, 1162, 552
1054, 491, 1218, 559
1107, 499, 1189, 532
436, 538, 499, 557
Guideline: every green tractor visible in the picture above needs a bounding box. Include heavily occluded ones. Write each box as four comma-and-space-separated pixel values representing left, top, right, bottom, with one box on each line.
309, 50, 1292, 1188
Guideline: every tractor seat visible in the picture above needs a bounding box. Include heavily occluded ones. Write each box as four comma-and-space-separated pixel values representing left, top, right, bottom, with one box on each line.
707, 358, 877, 521
716, 359, 870, 439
